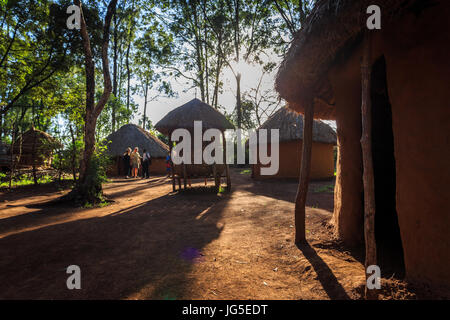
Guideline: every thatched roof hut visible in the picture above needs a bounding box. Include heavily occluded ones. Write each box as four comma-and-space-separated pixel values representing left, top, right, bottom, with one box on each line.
105, 124, 169, 176
13, 127, 61, 167
155, 98, 234, 191
155, 98, 234, 135
0, 142, 11, 169
252, 107, 336, 180
258, 107, 336, 144
275, 0, 415, 119
105, 124, 169, 158
275, 0, 450, 291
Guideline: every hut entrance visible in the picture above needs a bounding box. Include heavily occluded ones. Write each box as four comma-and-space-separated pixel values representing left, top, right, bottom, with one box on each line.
370, 56, 405, 277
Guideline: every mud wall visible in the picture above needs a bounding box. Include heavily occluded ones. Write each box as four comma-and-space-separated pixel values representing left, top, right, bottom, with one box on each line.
252, 140, 334, 180
149, 158, 167, 174
327, 1, 450, 288
107, 157, 167, 176
328, 50, 364, 246
380, 2, 450, 288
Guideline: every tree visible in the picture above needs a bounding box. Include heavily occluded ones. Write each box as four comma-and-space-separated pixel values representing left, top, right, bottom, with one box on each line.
133, 18, 174, 130
213, 0, 274, 128
242, 62, 280, 126
66, 0, 118, 205
0, 0, 77, 138
267, 0, 314, 55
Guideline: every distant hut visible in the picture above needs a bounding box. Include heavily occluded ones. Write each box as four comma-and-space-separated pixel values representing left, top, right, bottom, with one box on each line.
0, 141, 11, 170
275, 0, 450, 290
105, 124, 169, 175
12, 127, 61, 167
252, 107, 336, 180
155, 98, 235, 191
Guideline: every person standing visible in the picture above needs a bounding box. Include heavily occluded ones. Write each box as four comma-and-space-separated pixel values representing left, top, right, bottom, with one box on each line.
123, 147, 132, 178
166, 154, 172, 177
142, 149, 151, 179
130, 147, 141, 178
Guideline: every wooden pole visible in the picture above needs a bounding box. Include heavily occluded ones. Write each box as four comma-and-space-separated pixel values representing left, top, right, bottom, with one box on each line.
294, 97, 314, 244
169, 136, 175, 192
183, 163, 187, 189
222, 132, 231, 191
360, 32, 377, 300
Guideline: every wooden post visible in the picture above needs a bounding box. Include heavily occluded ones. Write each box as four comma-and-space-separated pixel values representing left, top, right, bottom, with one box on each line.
213, 163, 219, 189
222, 132, 231, 191
169, 136, 175, 192
360, 32, 377, 300
294, 96, 314, 244
183, 163, 187, 189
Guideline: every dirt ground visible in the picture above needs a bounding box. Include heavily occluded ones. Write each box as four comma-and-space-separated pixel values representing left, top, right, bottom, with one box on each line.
0, 168, 430, 300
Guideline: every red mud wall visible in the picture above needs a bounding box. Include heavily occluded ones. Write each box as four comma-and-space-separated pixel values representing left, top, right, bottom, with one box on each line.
107, 157, 167, 176
328, 1, 450, 288
252, 140, 334, 180
149, 158, 167, 174
380, 2, 450, 288
329, 51, 364, 246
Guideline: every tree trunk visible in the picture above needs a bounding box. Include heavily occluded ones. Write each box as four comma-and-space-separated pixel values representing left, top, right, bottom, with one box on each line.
126, 28, 132, 111
142, 82, 148, 130
212, 34, 222, 109
31, 129, 38, 185
69, 0, 117, 205
112, 11, 118, 131
294, 97, 314, 244
236, 73, 242, 128
69, 124, 77, 181
361, 32, 378, 300
204, 23, 209, 104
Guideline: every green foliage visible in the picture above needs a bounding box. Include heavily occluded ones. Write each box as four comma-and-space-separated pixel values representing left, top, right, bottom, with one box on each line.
67, 141, 111, 206
0, 172, 73, 189
84, 142, 111, 194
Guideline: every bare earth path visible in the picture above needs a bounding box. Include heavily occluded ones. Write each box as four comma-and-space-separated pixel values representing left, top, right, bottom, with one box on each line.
0, 169, 366, 299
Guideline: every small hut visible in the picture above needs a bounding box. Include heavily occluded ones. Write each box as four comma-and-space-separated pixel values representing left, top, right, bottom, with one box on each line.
252, 107, 336, 179
12, 127, 61, 167
275, 0, 450, 290
155, 98, 235, 191
0, 142, 11, 170
105, 124, 169, 175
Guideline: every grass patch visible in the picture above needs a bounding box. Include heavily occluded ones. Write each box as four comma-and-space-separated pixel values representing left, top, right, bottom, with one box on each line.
218, 186, 226, 194
0, 173, 74, 189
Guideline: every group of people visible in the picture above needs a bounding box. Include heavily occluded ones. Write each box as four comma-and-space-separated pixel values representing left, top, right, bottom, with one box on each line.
123, 147, 152, 179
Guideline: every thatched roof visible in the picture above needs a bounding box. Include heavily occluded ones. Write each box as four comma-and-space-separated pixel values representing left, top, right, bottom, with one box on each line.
105, 124, 169, 158
0, 142, 9, 155
275, 0, 418, 119
155, 98, 235, 136
258, 107, 336, 144
15, 127, 61, 154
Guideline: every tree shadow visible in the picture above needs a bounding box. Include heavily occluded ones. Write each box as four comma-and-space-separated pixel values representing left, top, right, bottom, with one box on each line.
239, 175, 335, 212
0, 190, 231, 299
0, 180, 74, 203
296, 242, 350, 300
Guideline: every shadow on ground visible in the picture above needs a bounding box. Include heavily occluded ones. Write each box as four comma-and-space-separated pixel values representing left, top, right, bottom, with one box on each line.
0, 188, 231, 299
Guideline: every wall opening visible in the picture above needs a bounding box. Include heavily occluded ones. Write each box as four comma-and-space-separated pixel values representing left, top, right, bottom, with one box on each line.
370, 56, 405, 278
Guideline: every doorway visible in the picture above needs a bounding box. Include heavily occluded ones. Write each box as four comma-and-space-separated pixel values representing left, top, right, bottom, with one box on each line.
370, 56, 405, 277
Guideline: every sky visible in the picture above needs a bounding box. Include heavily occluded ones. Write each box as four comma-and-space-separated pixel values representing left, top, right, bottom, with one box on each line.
128, 47, 337, 132
129, 51, 280, 127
